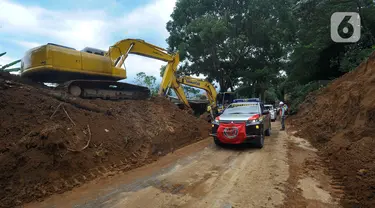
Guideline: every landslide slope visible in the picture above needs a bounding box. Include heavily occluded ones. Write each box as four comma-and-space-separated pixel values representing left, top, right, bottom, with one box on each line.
290, 52, 375, 207
0, 72, 209, 208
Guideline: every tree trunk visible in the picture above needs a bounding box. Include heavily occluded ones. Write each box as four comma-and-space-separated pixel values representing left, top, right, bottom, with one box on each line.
230, 85, 234, 92
253, 80, 257, 98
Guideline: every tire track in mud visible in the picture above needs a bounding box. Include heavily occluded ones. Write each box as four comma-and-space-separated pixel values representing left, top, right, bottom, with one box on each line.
26, 122, 292, 208
101, 123, 289, 208
81, 144, 243, 208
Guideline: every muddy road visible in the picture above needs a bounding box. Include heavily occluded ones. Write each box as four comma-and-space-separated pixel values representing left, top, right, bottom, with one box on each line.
25, 122, 341, 208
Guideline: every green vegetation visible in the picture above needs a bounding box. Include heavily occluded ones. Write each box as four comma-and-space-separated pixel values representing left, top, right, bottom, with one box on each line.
135, 72, 201, 98
0, 52, 21, 71
134, 72, 159, 96
165, 0, 375, 113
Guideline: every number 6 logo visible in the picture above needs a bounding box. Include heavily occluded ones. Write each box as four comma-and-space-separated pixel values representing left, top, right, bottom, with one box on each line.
331, 12, 361, 43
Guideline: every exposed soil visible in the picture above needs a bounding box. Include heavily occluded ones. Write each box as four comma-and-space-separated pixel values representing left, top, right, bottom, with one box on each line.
26, 122, 291, 208
281, 131, 339, 208
0, 72, 210, 208
288, 51, 375, 207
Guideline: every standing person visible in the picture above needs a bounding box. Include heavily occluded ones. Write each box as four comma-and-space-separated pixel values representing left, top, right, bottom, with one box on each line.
279, 101, 288, 131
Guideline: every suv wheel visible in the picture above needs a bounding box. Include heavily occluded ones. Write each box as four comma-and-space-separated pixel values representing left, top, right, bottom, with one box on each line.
254, 134, 264, 148
265, 126, 271, 136
214, 137, 223, 147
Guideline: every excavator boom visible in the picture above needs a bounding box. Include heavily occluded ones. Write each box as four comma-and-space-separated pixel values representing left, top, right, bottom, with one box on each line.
106, 39, 190, 107
108, 39, 175, 68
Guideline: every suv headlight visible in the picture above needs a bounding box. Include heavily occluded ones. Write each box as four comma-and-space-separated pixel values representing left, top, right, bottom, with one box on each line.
212, 116, 220, 125
246, 119, 260, 125
246, 114, 261, 125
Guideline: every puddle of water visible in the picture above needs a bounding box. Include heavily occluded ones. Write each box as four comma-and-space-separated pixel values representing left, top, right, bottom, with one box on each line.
298, 177, 332, 204
290, 136, 317, 152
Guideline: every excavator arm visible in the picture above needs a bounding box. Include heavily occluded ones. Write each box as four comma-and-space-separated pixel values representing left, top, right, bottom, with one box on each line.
106, 39, 218, 112
176, 76, 217, 109
106, 39, 190, 107
106, 39, 175, 67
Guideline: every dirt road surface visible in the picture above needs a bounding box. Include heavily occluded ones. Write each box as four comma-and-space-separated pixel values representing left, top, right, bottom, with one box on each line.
25, 122, 341, 208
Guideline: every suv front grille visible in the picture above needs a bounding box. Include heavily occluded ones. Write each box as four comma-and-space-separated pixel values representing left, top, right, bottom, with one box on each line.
220, 120, 246, 124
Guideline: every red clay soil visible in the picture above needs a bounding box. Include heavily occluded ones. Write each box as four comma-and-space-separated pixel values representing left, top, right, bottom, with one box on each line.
0, 72, 210, 208
289, 51, 375, 208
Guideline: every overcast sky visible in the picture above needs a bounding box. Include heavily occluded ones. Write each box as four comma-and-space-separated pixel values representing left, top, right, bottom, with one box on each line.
0, 0, 177, 83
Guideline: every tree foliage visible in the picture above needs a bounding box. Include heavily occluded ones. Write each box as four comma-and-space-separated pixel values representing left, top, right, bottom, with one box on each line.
166, 0, 375, 112
134, 72, 158, 96
283, 0, 375, 112
167, 0, 294, 97
183, 86, 200, 98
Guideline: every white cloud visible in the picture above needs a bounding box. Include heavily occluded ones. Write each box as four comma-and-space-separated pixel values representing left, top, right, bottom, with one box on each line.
0, 0, 177, 82
0, 55, 14, 66
0, 55, 19, 68
0, 1, 42, 29
125, 54, 166, 80
13, 40, 41, 49
0, 0, 175, 49
119, 0, 176, 38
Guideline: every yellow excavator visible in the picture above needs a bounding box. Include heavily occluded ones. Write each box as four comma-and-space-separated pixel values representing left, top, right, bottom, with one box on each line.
20, 39, 180, 100
160, 76, 216, 107
20, 38, 229, 117
161, 75, 219, 119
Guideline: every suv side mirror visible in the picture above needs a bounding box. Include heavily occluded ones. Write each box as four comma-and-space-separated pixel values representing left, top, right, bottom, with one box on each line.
262, 110, 269, 115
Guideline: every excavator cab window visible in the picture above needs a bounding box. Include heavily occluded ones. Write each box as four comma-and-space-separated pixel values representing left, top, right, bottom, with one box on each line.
81, 47, 105, 56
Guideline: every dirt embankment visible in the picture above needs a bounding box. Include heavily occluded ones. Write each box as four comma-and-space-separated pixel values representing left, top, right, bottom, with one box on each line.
289, 52, 375, 207
0, 72, 210, 208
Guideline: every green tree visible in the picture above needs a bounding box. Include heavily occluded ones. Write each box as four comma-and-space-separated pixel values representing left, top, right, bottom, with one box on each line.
134, 72, 158, 96
283, 0, 375, 112
166, 0, 294, 94
166, 0, 375, 113
159, 65, 166, 78
0, 52, 21, 71
183, 86, 200, 98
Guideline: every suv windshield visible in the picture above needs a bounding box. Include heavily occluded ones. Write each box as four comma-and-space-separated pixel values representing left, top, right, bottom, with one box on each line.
222, 103, 259, 114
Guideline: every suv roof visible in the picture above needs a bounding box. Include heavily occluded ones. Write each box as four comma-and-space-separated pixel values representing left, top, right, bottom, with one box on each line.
230, 102, 259, 105
233, 98, 260, 103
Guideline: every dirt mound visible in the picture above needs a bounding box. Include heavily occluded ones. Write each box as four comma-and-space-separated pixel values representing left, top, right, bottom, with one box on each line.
0, 72, 210, 208
289, 52, 375, 207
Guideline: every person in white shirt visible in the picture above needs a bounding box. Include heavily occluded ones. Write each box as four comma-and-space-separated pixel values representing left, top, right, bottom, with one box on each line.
279, 101, 288, 131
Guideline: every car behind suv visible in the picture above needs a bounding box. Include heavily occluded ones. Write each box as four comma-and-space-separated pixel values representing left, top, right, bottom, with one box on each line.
210, 100, 271, 148
264, 104, 276, 122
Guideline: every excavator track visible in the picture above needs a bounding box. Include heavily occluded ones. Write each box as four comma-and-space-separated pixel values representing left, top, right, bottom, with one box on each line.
59, 80, 150, 100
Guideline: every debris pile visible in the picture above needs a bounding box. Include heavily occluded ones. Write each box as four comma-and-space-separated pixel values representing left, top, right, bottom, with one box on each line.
290, 52, 375, 207
0, 72, 210, 208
